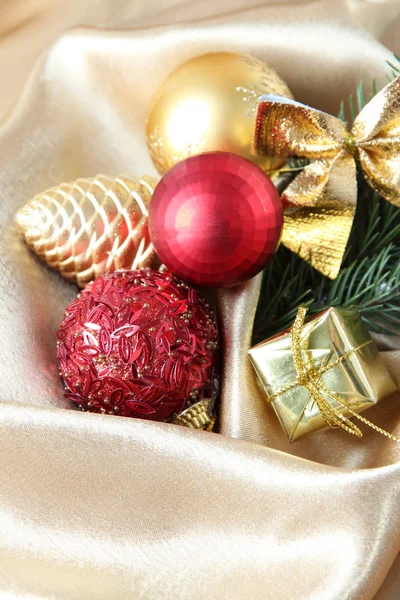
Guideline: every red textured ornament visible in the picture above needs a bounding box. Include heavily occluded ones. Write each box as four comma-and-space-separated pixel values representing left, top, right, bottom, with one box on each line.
57, 270, 219, 422
148, 152, 283, 287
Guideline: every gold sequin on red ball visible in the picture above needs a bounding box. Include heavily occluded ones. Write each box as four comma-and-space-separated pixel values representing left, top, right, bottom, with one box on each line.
57, 269, 219, 422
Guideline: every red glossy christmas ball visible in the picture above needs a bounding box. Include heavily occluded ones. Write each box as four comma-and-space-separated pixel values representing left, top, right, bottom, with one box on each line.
148, 152, 283, 287
57, 269, 219, 421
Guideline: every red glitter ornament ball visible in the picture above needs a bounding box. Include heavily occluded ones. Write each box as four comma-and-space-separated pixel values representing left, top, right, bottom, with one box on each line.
57, 269, 219, 421
148, 152, 283, 287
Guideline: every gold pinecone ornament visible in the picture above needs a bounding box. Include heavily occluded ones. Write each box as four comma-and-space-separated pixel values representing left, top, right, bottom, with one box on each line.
15, 174, 160, 287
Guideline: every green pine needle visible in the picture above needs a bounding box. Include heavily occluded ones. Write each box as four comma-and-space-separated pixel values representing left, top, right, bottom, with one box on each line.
253, 57, 400, 343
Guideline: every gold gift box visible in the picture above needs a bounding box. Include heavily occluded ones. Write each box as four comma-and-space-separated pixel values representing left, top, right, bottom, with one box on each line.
248, 307, 397, 442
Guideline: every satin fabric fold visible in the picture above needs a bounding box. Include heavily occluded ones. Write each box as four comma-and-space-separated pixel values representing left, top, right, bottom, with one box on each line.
0, 400, 400, 600
218, 280, 400, 470
1, 1, 400, 598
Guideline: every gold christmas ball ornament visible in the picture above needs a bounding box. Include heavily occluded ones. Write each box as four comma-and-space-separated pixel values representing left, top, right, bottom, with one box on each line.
146, 52, 293, 174
15, 174, 160, 288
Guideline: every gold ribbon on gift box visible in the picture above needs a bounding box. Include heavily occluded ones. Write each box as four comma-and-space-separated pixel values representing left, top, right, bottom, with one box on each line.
253, 76, 400, 279
270, 307, 400, 442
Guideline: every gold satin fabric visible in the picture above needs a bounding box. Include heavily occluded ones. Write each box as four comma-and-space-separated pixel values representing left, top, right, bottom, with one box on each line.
1, 1, 400, 598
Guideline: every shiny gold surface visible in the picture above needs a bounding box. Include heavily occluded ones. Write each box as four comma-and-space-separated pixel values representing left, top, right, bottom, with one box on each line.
171, 398, 216, 431
146, 52, 293, 174
1, 2, 400, 599
249, 307, 397, 442
15, 174, 160, 287
254, 80, 400, 278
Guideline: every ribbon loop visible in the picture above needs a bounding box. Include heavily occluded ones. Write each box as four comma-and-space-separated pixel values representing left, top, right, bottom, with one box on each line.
253, 95, 346, 159
254, 76, 400, 278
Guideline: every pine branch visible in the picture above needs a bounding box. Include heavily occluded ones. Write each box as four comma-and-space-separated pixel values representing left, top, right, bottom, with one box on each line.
253, 64, 400, 343
387, 53, 400, 80
253, 240, 400, 344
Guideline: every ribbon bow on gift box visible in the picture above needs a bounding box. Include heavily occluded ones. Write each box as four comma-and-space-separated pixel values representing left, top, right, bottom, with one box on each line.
254, 76, 400, 279
249, 306, 399, 442
273, 307, 400, 441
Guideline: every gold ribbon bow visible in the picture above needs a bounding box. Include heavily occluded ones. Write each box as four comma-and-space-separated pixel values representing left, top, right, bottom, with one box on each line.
270, 307, 400, 441
253, 77, 400, 278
